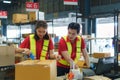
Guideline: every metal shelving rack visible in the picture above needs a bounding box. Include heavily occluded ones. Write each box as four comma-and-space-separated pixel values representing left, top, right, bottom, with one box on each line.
6, 21, 35, 45
6, 20, 53, 45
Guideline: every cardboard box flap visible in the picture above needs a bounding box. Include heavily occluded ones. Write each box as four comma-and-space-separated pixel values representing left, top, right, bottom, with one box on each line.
16, 60, 56, 66
37, 60, 56, 65
16, 60, 39, 65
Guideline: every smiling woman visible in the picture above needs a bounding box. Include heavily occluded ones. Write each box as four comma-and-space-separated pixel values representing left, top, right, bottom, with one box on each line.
15, 20, 61, 61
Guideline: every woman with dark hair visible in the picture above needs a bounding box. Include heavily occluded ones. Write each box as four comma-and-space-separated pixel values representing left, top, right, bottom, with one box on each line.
16, 20, 61, 60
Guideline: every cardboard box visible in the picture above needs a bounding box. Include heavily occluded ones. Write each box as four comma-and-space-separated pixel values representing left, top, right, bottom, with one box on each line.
76, 60, 88, 68
0, 46, 15, 66
12, 14, 28, 24
29, 12, 36, 22
84, 75, 111, 80
15, 60, 56, 80
92, 52, 111, 58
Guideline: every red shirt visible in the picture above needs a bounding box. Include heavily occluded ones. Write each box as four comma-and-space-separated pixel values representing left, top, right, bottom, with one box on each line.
57, 36, 86, 68
19, 36, 54, 59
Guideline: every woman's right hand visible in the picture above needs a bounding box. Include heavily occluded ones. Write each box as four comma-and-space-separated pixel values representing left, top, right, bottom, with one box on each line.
22, 48, 31, 55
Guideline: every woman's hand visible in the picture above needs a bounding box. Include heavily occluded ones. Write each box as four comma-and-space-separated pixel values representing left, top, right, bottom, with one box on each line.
22, 48, 31, 55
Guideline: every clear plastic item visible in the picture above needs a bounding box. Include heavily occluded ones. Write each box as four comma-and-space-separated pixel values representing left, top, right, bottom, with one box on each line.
71, 68, 83, 80
69, 61, 83, 80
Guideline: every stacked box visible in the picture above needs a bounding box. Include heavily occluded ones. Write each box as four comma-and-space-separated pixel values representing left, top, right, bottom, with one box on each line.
12, 14, 28, 24
92, 52, 111, 58
29, 12, 36, 22
15, 60, 56, 80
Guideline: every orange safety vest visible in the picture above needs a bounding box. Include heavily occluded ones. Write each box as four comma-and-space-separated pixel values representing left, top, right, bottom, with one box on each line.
30, 34, 49, 60
58, 36, 81, 66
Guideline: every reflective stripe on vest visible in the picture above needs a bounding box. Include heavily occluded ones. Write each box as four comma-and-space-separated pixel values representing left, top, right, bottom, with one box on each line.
30, 34, 49, 60
58, 36, 81, 66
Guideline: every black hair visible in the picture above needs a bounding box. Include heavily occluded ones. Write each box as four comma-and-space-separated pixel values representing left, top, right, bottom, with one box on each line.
34, 20, 49, 40
68, 22, 80, 34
